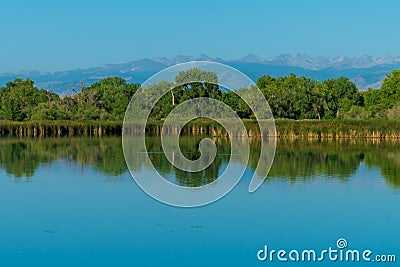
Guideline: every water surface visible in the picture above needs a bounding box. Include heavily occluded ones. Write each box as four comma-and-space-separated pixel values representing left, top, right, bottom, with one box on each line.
0, 137, 399, 266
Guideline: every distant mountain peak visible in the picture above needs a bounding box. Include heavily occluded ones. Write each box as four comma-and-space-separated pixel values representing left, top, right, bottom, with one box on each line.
170, 54, 213, 64
241, 54, 266, 63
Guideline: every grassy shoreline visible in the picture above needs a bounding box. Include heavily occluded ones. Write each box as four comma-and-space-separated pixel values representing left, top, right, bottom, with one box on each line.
1, 119, 400, 139
0, 120, 122, 137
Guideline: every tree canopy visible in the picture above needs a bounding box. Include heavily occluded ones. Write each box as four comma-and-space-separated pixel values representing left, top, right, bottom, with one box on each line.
1, 69, 400, 122
0, 77, 139, 121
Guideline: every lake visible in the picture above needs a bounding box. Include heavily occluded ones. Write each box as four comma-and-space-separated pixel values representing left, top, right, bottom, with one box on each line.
0, 137, 399, 266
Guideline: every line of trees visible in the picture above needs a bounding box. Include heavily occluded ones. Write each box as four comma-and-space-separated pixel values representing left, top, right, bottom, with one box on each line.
0, 77, 139, 121
257, 70, 400, 120
0, 69, 400, 122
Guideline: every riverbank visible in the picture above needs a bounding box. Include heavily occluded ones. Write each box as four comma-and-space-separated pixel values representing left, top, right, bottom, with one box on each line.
1, 119, 400, 139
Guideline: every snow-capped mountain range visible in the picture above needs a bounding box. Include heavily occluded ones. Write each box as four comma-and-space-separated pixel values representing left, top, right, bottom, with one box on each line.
2, 54, 400, 94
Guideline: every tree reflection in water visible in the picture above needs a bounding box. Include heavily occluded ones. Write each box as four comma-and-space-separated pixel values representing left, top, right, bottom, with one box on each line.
0, 137, 399, 189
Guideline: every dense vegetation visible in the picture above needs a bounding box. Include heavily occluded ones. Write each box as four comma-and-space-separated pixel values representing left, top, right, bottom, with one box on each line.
0, 77, 139, 121
1, 68, 400, 136
257, 70, 400, 120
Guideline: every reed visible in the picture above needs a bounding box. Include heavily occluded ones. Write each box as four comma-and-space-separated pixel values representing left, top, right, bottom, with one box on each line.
144, 119, 400, 139
1, 119, 400, 139
0, 120, 122, 137
274, 119, 400, 139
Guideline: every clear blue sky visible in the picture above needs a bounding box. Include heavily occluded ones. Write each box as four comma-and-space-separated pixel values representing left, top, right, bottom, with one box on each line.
1, 0, 399, 73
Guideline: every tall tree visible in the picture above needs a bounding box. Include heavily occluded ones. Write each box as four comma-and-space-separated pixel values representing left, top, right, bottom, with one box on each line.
0, 78, 50, 121
319, 77, 362, 119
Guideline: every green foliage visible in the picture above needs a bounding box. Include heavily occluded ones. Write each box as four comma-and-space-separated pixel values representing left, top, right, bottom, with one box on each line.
174, 68, 219, 99
147, 81, 175, 120
386, 104, 400, 120
31, 102, 70, 120
149, 69, 220, 119
0, 76, 139, 122
379, 70, 400, 108
257, 74, 362, 120
1, 69, 400, 123
339, 105, 368, 120
70, 77, 139, 121
220, 90, 252, 118
0, 78, 53, 121
319, 77, 362, 118
363, 70, 400, 119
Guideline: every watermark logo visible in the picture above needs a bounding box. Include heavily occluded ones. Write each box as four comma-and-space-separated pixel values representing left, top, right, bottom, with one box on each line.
122, 61, 276, 207
336, 238, 348, 249
257, 238, 397, 263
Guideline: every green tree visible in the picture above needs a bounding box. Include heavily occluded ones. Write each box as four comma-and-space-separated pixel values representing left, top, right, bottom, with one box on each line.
149, 69, 220, 119
378, 70, 400, 108
65, 77, 139, 121
175, 68, 219, 102
319, 77, 362, 119
0, 78, 50, 121
258, 74, 324, 119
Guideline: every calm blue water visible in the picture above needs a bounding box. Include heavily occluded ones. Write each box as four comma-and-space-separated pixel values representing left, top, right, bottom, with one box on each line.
0, 138, 399, 266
